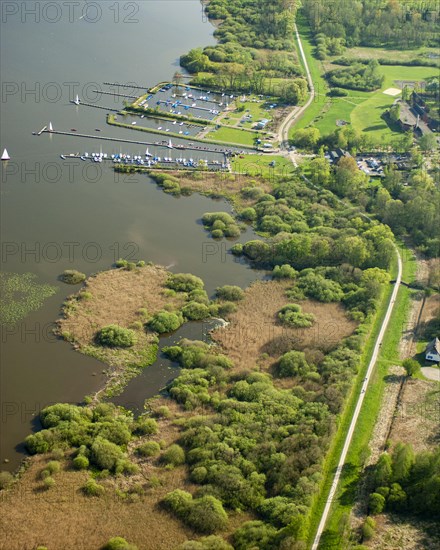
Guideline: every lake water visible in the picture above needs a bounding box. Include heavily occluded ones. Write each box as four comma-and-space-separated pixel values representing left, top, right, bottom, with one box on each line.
0, 1, 264, 469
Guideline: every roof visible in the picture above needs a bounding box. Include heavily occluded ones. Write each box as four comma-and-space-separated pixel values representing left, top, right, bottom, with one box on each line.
426, 337, 440, 355
399, 102, 418, 127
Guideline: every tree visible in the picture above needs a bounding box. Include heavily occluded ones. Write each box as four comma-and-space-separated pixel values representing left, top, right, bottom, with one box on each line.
291, 127, 321, 150
278, 351, 311, 377
402, 358, 419, 377
309, 157, 331, 186
419, 133, 437, 153
373, 453, 392, 487
368, 492, 386, 514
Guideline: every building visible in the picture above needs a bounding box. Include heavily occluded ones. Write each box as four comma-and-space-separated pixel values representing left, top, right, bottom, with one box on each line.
397, 100, 435, 136
255, 118, 269, 129
425, 337, 440, 363
328, 148, 351, 163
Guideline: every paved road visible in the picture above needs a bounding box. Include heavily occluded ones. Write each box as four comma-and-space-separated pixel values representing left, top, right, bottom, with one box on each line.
421, 367, 440, 381
278, 23, 315, 148
311, 246, 402, 549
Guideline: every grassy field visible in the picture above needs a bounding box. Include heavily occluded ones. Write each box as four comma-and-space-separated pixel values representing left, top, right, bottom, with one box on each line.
342, 45, 440, 62
291, 17, 438, 145
350, 65, 438, 145
205, 125, 261, 146
231, 154, 295, 177
317, 244, 418, 548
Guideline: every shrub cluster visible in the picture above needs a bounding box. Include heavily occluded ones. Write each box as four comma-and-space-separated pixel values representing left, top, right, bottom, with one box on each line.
163, 490, 228, 534
202, 212, 241, 240
96, 325, 137, 348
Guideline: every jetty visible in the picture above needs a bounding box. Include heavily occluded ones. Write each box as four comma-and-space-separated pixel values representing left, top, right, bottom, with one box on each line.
79, 102, 120, 112
91, 90, 138, 99
103, 82, 149, 90
38, 128, 235, 154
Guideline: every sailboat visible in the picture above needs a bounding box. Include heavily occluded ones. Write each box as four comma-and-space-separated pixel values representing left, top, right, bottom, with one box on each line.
73, 94, 80, 105
167, 139, 173, 149
1, 148, 10, 161
49, 122, 53, 132
145, 148, 152, 157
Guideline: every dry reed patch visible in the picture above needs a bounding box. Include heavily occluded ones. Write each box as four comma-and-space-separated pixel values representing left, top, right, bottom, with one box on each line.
389, 378, 440, 453
59, 265, 183, 346
162, 171, 271, 197
0, 454, 197, 550
212, 280, 357, 372
369, 514, 440, 550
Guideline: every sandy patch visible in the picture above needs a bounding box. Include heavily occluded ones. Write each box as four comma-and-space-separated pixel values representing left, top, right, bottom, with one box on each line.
383, 87, 402, 96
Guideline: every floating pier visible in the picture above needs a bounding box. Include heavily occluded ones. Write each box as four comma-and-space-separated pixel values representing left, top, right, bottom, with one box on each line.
103, 82, 149, 90
37, 125, 47, 135
92, 90, 138, 99
39, 129, 234, 154
79, 102, 120, 112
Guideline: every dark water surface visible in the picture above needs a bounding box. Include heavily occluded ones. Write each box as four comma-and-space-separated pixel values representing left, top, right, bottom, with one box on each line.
0, 1, 264, 469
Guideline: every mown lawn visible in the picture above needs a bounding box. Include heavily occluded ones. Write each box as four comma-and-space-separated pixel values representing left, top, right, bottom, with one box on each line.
205, 125, 261, 146
291, 17, 438, 145
351, 65, 438, 145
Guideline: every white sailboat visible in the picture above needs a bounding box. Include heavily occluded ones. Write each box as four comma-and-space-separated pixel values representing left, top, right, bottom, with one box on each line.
167, 139, 173, 149
145, 148, 152, 157
1, 148, 10, 161
74, 94, 80, 105
49, 122, 53, 132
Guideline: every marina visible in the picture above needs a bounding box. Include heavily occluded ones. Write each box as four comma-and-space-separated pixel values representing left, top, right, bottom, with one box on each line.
37, 127, 241, 155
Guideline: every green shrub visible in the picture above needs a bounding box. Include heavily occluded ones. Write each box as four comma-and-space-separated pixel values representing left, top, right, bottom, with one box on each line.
90, 437, 124, 471
191, 466, 208, 483
278, 304, 315, 328
40, 469, 51, 480
96, 325, 136, 348
154, 405, 171, 418
278, 351, 311, 378
102, 537, 138, 550
182, 301, 210, 320
298, 272, 344, 302
186, 495, 228, 533
0, 471, 13, 490
215, 285, 244, 302
73, 455, 89, 470
211, 229, 224, 239
162, 444, 185, 467
116, 259, 128, 268
43, 476, 55, 490
402, 358, 420, 377
46, 460, 61, 474
239, 207, 257, 222
216, 302, 237, 317
167, 273, 204, 292
60, 269, 86, 284
83, 478, 105, 497
272, 264, 298, 279
362, 516, 376, 541
231, 243, 243, 256
178, 536, 233, 550
79, 291, 92, 300
368, 492, 385, 514
189, 289, 209, 305
135, 417, 158, 436
202, 212, 235, 227
25, 430, 55, 454
51, 448, 65, 460
136, 441, 161, 457
232, 521, 277, 550
148, 311, 183, 333
224, 225, 241, 238
163, 489, 193, 516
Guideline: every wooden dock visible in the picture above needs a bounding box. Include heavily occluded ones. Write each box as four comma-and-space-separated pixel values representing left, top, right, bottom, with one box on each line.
37, 125, 47, 135
40, 129, 232, 154
103, 82, 148, 90
80, 102, 120, 112
92, 90, 138, 99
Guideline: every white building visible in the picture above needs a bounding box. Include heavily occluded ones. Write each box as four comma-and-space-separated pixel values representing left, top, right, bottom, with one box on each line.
425, 337, 440, 363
